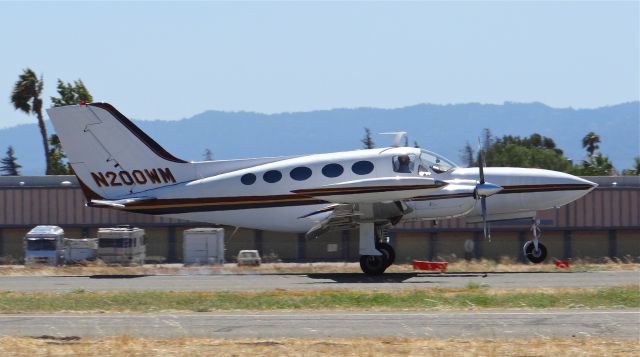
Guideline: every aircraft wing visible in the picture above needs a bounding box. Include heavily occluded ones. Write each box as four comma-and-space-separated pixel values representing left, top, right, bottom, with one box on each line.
299, 203, 361, 239
299, 200, 410, 240
291, 176, 446, 204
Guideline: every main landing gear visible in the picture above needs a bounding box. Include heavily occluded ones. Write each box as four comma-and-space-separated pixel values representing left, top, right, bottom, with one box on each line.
523, 219, 547, 264
359, 224, 395, 275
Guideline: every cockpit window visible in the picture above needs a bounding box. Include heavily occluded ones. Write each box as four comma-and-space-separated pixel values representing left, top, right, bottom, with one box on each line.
392, 154, 417, 173
419, 150, 456, 174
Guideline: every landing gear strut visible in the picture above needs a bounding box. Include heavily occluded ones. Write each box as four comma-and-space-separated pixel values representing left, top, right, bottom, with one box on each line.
359, 223, 395, 275
523, 219, 547, 264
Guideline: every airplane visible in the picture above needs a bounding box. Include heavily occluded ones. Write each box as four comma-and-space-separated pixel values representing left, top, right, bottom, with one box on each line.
47, 102, 598, 275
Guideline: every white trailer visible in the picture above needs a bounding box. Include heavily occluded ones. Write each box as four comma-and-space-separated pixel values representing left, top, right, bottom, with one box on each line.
183, 228, 225, 265
24, 225, 65, 265
65, 238, 98, 263
97, 226, 146, 265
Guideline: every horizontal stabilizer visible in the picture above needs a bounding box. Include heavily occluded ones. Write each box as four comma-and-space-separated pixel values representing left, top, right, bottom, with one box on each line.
89, 197, 156, 208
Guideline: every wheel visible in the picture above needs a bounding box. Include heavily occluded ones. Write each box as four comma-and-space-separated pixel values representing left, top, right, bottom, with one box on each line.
524, 241, 547, 264
376, 242, 395, 268
359, 254, 388, 275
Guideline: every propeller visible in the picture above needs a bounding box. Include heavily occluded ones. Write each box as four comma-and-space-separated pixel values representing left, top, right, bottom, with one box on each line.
474, 142, 503, 240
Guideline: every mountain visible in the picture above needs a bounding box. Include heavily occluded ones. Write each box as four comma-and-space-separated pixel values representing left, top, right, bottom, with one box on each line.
1, 101, 638, 175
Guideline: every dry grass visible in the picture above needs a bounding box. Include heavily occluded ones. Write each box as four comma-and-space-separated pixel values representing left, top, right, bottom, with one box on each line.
0, 336, 637, 356
0, 260, 637, 276
0, 286, 637, 312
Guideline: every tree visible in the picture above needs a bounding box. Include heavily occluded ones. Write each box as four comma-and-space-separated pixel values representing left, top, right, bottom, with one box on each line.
11, 68, 51, 174
50, 79, 93, 107
572, 131, 615, 176
48, 78, 93, 174
573, 153, 614, 176
48, 134, 73, 175
413, 141, 420, 148
622, 156, 640, 176
460, 142, 475, 167
581, 132, 600, 157
203, 148, 213, 161
361, 127, 375, 149
0, 146, 22, 176
463, 131, 572, 172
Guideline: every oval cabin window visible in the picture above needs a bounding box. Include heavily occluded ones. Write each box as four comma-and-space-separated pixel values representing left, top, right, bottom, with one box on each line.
263, 170, 282, 183
241, 173, 256, 185
290, 167, 312, 181
352, 161, 374, 175
322, 163, 344, 178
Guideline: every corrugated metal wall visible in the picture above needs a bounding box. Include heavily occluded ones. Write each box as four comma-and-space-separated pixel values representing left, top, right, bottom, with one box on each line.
0, 176, 638, 262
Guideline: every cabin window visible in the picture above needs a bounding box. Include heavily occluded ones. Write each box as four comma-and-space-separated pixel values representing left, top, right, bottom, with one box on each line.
263, 170, 282, 183
290, 166, 312, 181
241, 173, 257, 185
392, 154, 417, 173
352, 160, 374, 175
322, 163, 344, 178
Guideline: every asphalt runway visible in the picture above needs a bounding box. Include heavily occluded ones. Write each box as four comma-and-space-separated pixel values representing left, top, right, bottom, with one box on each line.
0, 310, 637, 339
0, 270, 637, 292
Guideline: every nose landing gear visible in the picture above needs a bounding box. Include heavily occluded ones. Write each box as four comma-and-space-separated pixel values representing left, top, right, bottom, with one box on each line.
523, 219, 547, 263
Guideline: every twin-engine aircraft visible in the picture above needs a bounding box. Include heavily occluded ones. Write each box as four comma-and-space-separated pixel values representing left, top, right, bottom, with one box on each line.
47, 103, 597, 275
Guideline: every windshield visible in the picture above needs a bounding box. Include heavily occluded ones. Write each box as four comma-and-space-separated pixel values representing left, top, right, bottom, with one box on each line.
419, 150, 457, 174
99, 238, 133, 248
26, 239, 57, 251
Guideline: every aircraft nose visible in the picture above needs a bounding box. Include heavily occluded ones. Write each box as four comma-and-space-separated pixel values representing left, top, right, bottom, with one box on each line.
568, 174, 598, 192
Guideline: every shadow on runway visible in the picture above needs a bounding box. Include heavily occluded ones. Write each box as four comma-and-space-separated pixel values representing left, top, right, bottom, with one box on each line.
89, 274, 150, 279
306, 273, 418, 283
305, 272, 490, 283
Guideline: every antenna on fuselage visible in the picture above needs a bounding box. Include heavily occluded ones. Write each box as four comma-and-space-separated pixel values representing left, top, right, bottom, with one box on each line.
379, 131, 407, 147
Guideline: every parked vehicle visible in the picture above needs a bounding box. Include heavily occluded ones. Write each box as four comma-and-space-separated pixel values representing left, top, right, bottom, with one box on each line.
97, 226, 146, 265
24, 226, 65, 266
65, 238, 98, 263
183, 228, 225, 265
237, 250, 261, 266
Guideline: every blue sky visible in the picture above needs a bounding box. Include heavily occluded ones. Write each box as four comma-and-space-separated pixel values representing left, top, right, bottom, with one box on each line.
0, 1, 638, 129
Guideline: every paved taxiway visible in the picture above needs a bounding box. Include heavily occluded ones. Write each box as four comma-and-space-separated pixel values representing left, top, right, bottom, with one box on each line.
0, 310, 637, 338
0, 270, 637, 292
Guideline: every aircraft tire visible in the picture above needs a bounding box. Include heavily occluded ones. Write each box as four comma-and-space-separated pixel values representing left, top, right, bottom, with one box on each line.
376, 242, 395, 268
524, 241, 547, 264
359, 255, 388, 275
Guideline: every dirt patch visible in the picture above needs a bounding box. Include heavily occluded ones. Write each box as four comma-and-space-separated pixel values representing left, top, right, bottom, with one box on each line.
0, 260, 637, 276
0, 336, 637, 356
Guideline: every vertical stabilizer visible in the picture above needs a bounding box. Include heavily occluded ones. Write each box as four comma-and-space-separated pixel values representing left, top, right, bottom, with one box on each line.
47, 103, 195, 199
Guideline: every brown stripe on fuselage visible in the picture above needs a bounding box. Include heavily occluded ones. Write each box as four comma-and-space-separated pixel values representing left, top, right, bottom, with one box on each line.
110, 183, 593, 214
497, 184, 594, 194
292, 184, 444, 196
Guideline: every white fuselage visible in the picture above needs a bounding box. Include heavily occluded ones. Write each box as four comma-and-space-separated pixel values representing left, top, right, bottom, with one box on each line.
121, 147, 596, 232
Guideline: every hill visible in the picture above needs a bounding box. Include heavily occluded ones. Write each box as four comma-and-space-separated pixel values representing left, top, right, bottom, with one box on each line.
1, 101, 638, 175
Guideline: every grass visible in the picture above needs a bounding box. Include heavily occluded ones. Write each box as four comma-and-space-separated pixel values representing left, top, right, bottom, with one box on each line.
0, 336, 638, 356
0, 260, 637, 276
0, 286, 637, 313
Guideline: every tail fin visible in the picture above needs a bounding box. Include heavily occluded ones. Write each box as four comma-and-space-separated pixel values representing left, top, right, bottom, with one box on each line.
47, 103, 195, 199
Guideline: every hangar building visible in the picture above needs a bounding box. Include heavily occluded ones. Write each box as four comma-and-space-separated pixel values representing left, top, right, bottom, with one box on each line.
0, 176, 638, 263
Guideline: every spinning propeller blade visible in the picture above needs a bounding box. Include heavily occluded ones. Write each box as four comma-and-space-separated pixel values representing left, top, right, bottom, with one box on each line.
474, 137, 500, 240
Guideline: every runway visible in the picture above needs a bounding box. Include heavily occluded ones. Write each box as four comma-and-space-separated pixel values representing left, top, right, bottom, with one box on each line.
0, 310, 637, 339
0, 270, 637, 292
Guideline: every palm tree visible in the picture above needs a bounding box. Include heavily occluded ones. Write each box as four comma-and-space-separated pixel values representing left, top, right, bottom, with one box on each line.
581, 132, 600, 157
11, 68, 51, 174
